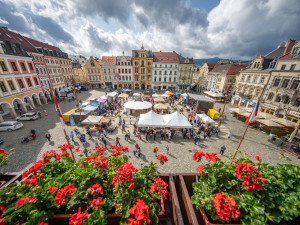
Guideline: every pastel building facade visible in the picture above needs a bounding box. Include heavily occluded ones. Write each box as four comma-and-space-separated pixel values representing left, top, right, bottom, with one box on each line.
101, 56, 117, 89
84, 56, 103, 88
177, 55, 194, 90
116, 53, 132, 89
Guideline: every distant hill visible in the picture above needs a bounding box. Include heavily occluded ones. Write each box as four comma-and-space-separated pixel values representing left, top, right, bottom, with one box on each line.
193, 57, 250, 66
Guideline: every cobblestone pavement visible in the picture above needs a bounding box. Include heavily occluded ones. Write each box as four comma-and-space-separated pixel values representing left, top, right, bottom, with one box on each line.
1, 90, 299, 174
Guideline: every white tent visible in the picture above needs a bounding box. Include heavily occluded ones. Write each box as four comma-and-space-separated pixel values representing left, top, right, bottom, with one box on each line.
196, 114, 216, 125
124, 100, 152, 110
133, 93, 141, 96
82, 116, 103, 125
163, 111, 192, 128
181, 93, 188, 98
100, 95, 108, 100
81, 102, 90, 108
83, 105, 98, 114
152, 93, 160, 98
138, 110, 165, 127
161, 94, 170, 98
107, 91, 118, 97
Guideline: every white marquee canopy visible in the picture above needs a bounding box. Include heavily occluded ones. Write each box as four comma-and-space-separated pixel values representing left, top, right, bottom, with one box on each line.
124, 100, 152, 110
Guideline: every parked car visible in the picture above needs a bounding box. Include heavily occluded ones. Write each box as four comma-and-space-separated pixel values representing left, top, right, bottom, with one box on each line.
0, 121, 23, 132
16, 112, 38, 121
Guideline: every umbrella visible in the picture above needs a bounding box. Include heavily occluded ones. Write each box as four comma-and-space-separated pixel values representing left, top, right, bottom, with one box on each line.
176, 92, 181, 96
165, 91, 174, 95
256, 119, 284, 127
154, 103, 168, 110
154, 97, 165, 103
271, 118, 298, 127
118, 93, 128, 98
152, 93, 160, 98
133, 93, 141, 96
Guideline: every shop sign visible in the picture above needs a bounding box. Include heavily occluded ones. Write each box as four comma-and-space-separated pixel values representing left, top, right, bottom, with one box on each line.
288, 111, 300, 117
262, 103, 276, 110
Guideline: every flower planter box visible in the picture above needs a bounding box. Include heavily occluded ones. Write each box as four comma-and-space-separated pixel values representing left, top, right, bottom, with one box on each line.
178, 173, 241, 225
0, 173, 21, 189
49, 174, 184, 225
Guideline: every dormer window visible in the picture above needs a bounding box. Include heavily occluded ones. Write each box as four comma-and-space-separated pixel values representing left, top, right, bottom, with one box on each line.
292, 47, 299, 55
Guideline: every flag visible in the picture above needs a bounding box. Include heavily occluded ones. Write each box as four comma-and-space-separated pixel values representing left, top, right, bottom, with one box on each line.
54, 97, 66, 129
246, 102, 259, 124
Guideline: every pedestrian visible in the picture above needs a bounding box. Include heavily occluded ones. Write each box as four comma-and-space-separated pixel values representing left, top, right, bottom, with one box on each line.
153, 130, 156, 140
228, 132, 232, 140
103, 129, 107, 137
204, 132, 207, 139
166, 145, 169, 154
45, 132, 51, 142
123, 118, 125, 125
127, 130, 131, 140
125, 132, 129, 141
70, 131, 74, 142
138, 131, 141, 140
95, 130, 100, 140
103, 138, 107, 148
130, 117, 132, 125
87, 130, 92, 139
116, 137, 121, 147
44, 110, 47, 116
122, 124, 126, 133
153, 147, 158, 155
138, 147, 141, 158
83, 147, 88, 157
168, 132, 171, 140
194, 135, 197, 145
220, 145, 226, 155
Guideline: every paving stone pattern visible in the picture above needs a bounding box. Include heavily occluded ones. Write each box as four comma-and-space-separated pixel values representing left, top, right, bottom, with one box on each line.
1, 90, 299, 174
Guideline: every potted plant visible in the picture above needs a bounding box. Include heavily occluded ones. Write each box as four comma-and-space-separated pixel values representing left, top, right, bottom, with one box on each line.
0, 145, 171, 225
0, 148, 18, 189
190, 151, 300, 225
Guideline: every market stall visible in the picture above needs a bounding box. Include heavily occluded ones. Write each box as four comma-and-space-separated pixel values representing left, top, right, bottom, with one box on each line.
152, 93, 160, 98
82, 116, 103, 125
124, 100, 152, 116
154, 97, 165, 103
207, 109, 220, 119
196, 114, 216, 125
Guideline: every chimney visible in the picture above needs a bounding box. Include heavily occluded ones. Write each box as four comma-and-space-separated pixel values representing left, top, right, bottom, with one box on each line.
283, 40, 296, 55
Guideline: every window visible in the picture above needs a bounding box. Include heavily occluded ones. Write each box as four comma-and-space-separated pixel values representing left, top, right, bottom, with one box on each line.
241, 75, 245, 81
273, 78, 281, 87
7, 80, 15, 90
260, 76, 265, 83
283, 96, 290, 105
129, 69, 131, 73
254, 89, 260, 97
20, 62, 26, 71
292, 47, 300, 54
293, 98, 300, 107
291, 80, 299, 89
154, 78, 157, 82
0, 81, 7, 92
33, 77, 39, 85
290, 64, 296, 71
10, 62, 18, 71
267, 93, 274, 100
280, 64, 286, 70
174, 71, 176, 75
17, 79, 24, 88
246, 76, 251, 82
26, 78, 32, 87
164, 71, 167, 75
281, 79, 290, 88
275, 95, 281, 102
0, 61, 8, 71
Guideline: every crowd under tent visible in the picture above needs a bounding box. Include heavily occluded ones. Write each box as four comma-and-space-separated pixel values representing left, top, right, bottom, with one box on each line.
82, 116, 104, 125
163, 111, 192, 128
196, 113, 216, 125
188, 93, 215, 114
138, 110, 165, 127
124, 100, 152, 116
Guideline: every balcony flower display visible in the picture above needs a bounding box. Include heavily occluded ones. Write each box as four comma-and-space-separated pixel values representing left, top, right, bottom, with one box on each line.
191, 152, 300, 225
0, 146, 167, 225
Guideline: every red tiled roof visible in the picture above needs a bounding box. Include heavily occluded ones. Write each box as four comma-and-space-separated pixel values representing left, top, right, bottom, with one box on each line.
207, 63, 217, 71
153, 51, 179, 63
96, 59, 102, 64
24, 37, 61, 52
0, 27, 37, 52
279, 54, 294, 59
101, 56, 116, 64
226, 63, 248, 75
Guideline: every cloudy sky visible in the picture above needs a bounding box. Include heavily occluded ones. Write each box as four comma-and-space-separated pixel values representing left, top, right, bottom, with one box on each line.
1, 0, 300, 60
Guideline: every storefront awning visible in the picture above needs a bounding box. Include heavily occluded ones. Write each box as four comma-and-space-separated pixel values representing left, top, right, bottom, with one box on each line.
235, 97, 240, 101
243, 100, 248, 103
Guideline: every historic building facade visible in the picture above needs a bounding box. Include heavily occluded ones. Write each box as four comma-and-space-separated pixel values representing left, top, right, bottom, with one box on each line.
262, 42, 300, 123
84, 56, 103, 88
152, 51, 179, 91
101, 56, 116, 89
132, 45, 153, 90
177, 55, 194, 90
116, 53, 132, 89
193, 63, 216, 92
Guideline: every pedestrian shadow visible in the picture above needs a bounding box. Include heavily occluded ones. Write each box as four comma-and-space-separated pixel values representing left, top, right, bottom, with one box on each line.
49, 141, 55, 146
168, 153, 176, 159
140, 154, 148, 162
73, 141, 80, 146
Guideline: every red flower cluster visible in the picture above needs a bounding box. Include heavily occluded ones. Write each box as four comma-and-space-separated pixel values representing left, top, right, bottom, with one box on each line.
89, 198, 104, 209
54, 184, 76, 206
193, 151, 205, 162
150, 178, 168, 200
42, 150, 61, 163
85, 155, 108, 171
157, 155, 168, 165
69, 207, 89, 225
15, 196, 38, 207
205, 153, 219, 162
127, 199, 151, 225
0, 204, 6, 212
111, 149, 122, 157
38, 222, 48, 225
86, 184, 103, 195
0, 149, 7, 155
197, 165, 204, 174
93, 146, 106, 155
213, 193, 240, 221
109, 145, 117, 150
58, 144, 71, 158
75, 147, 80, 152
112, 162, 137, 187
47, 186, 58, 193
22, 160, 45, 179
255, 156, 262, 161
23, 174, 44, 186
235, 163, 266, 191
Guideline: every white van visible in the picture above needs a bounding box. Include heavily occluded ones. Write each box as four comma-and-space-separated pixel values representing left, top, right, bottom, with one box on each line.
0, 121, 23, 132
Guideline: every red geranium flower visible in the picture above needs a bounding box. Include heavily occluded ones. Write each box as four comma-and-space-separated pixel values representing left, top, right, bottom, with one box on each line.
54, 184, 76, 206
38, 222, 48, 225
109, 145, 117, 149
89, 198, 104, 209
0, 149, 7, 155
15, 196, 38, 207
213, 193, 240, 221
111, 149, 122, 157
129, 182, 134, 190
0, 204, 6, 212
205, 153, 219, 162
85, 155, 108, 171
255, 156, 262, 161
75, 147, 80, 152
193, 151, 205, 162
150, 178, 168, 200
69, 207, 89, 225
157, 155, 168, 165
112, 162, 137, 187
197, 165, 204, 174
47, 186, 58, 193
86, 184, 103, 195
128, 199, 151, 225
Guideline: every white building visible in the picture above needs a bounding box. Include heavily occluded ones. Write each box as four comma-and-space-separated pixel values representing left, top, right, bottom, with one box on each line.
116, 53, 132, 89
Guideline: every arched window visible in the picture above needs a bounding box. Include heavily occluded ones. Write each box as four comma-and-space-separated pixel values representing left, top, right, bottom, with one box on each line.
267, 93, 274, 100
275, 95, 281, 102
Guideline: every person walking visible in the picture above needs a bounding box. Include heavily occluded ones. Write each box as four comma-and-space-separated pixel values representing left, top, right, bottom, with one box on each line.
95, 130, 100, 140
43, 110, 47, 116
87, 130, 92, 139
153, 147, 158, 155
153, 130, 156, 141
116, 137, 121, 147
194, 135, 198, 145
228, 132, 232, 140
45, 132, 51, 142
70, 131, 74, 142
166, 145, 169, 154
83, 147, 88, 157
103, 138, 107, 148
138, 130, 141, 140
220, 145, 226, 155
125, 132, 129, 141
127, 130, 131, 140
122, 124, 126, 134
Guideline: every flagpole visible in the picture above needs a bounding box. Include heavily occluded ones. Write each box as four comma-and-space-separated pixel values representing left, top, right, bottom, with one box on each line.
45, 68, 76, 161
230, 75, 271, 164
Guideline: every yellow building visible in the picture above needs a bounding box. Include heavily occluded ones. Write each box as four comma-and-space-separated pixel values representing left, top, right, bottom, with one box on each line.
132, 45, 153, 90
83, 56, 103, 88
177, 55, 194, 90
192, 63, 216, 92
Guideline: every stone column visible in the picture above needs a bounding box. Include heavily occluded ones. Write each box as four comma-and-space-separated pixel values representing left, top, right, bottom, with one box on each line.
0, 115, 4, 123
8, 107, 17, 118
29, 100, 35, 109
34, 97, 42, 106
41, 95, 47, 104
20, 103, 28, 113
